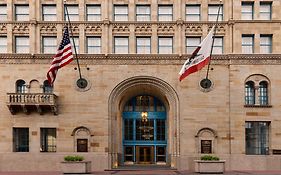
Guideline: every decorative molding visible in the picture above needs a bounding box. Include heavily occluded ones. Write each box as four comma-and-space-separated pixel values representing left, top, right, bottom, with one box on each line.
157, 23, 175, 35
0, 54, 281, 65
0, 23, 7, 33
135, 24, 152, 35
85, 24, 102, 35
13, 23, 29, 34
112, 23, 130, 34
40, 23, 57, 34
185, 23, 203, 35
208, 23, 226, 35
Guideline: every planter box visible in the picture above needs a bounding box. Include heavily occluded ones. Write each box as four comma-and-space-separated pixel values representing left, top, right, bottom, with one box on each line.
61, 161, 91, 174
194, 160, 225, 174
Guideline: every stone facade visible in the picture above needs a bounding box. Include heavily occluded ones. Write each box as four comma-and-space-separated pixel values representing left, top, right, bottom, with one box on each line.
0, 0, 281, 172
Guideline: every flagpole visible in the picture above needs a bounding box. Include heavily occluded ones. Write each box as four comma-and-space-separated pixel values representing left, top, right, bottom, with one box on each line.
205, 0, 223, 80
64, 0, 82, 80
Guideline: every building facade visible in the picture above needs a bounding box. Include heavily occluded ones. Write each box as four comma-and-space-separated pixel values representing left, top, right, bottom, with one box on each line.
0, 0, 281, 172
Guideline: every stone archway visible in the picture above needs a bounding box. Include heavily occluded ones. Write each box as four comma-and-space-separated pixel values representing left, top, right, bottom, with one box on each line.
108, 76, 180, 168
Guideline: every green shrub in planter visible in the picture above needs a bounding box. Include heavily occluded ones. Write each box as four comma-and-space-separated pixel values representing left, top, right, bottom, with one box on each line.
64, 155, 84, 162
200, 155, 219, 161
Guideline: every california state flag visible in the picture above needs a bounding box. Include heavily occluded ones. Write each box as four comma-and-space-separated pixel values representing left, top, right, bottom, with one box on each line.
179, 26, 215, 81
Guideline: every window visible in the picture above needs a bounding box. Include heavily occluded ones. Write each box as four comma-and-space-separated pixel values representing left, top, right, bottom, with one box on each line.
86, 36, 101, 54
13, 128, 29, 152
260, 35, 272, 53
70, 36, 79, 53
158, 5, 173, 21
114, 5, 128, 21
40, 128, 56, 152
86, 5, 101, 21
0, 5, 7, 21
242, 35, 254, 53
158, 37, 173, 54
43, 80, 53, 93
15, 36, 29, 53
186, 5, 200, 21
15, 5, 29, 21
186, 37, 200, 53
114, 37, 129, 54
77, 139, 88, 152
259, 81, 268, 105
64, 5, 79, 21
213, 37, 223, 54
208, 5, 223, 21
42, 36, 57, 54
16, 80, 26, 93
136, 5, 150, 21
42, 5, 56, 21
0, 36, 7, 53
136, 37, 151, 54
260, 2, 272, 20
245, 81, 255, 105
245, 122, 270, 155
241, 2, 254, 20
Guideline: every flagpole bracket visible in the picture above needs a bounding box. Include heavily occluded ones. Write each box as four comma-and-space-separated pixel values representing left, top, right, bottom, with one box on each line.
76, 78, 88, 89
199, 78, 213, 92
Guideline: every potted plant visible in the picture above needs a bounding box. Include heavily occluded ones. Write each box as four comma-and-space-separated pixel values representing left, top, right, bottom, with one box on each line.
194, 155, 225, 174
61, 155, 91, 174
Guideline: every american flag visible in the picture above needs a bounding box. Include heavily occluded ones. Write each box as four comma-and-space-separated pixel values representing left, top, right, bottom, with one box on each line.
47, 26, 73, 86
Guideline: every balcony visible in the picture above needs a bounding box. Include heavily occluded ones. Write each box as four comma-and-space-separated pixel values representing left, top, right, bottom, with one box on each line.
7, 93, 58, 115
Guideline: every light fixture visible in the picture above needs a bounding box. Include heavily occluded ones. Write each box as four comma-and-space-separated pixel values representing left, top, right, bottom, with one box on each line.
141, 112, 148, 122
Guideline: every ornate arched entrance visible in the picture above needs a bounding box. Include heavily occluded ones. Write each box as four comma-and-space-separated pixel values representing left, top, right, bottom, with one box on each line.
108, 76, 179, 168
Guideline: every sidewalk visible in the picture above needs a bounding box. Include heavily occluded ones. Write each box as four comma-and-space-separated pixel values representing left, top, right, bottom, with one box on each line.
1, 170, 281, 175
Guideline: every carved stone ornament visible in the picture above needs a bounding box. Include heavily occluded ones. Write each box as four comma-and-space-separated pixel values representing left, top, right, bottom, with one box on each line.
40, 24, 57, 34
135, 24, 152, 35
157, 24, 175, 35
112, 23, 130, 34
85, 24, 102, 34
185, 24, 203, 35
0, 23, 7, 33
13, 23, 29, 34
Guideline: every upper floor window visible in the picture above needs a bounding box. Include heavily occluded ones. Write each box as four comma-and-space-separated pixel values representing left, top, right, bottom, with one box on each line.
15, 5, 29, 21
260, 34, 272, 53
64, 5, 79, 21
242, 34, 254, 54
42, 5, 56, 21
40, 128, 56, 152
158, 5, 173, 21
208, 5, 223, 21
70, 36, 79, 53
158, 37, 173, 54
15, 36, 29, 53
213, 37, 223, 54
86, 4, 101, 21
114, 36, 129, 54
245, 81, 255, 105
245, 74, 270, 106
13, 128, 29, 152
0, 5, 7, 21
136, 37, 151, 54
42, 36, 57, 54
186, 37, 201, 54
136, 5, 150, 21
43, 80, 53, 93
241, 2, 254, 20
16, 80, 26, 93
114, 5, 128, 21
86, 36, 101, 54
245, 122, 270, 155
186, 5, 200, 21
260, 2, 272, 20
0, 36, 7, 53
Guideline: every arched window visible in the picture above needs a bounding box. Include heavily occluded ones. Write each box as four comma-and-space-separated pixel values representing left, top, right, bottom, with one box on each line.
259, 81, 268, 105
71, 126, 93, 152
245, 81, 255, 105
16, 80, 26, 93
43, 80, 53, 93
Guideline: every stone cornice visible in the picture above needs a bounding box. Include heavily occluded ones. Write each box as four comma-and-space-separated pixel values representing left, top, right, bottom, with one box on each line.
0, 54, 281, 65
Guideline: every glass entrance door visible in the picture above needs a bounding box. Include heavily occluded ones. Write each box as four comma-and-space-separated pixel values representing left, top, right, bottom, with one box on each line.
136, 146, 154, 164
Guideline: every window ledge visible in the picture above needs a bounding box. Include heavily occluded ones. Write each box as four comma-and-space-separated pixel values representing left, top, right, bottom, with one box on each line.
244, 104, 272, 108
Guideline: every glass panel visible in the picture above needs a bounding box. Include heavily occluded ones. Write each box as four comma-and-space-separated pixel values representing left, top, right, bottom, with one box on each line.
87, 5, 101, 21
260, 35, 272, 53
159, 37, 173, 54
260, 3, 271, 20
15, 37, 29, 53
158, 5, 173, 21
0, 5, 7, 21
0, 36, 7, 53
259, 81, 268, 105
241, 3, 253, 20
15, 5, 29, 21
246, 122, 270, 155
43, 36, 57, 54
43, 80, 53, 93
137, 37, 151, 54
40, 128, 56, 152
114, 5, 128, 21
114, 37, 128, 54
42, 5, 56, 21
70, 36, 79, 53
186, 37, 201, 53
186, 5, 200, 21
87, 37, 101, 54
64, 5, 79, 21
208, 5, 223, 21
136, 119, 154, 141
245, 81, 255, 105
156, 146, 166, 162
13, 128, 29, 152
124, 146, 134, 162
213, 37, 223, 54
156, 119, 165, 141
124, 119, 134, 140
242, 35, 254, 54
136, 5, 150, 21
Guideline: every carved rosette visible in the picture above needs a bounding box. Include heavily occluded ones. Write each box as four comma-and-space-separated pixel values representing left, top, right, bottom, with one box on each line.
0, 23, 7, 33
112, 23, 130, 35
157, 23, 175, 35
12, 23, 29, 34
185, 24, 203, 35
40, 23, 57, 34
135, 24, 152, 35
85, 24, 102, 35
